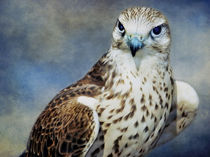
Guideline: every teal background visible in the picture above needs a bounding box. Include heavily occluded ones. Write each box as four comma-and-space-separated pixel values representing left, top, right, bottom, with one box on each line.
0, 0, 209, 156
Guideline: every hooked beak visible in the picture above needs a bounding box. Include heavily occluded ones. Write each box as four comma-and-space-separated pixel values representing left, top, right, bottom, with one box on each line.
127, 37, 144, 57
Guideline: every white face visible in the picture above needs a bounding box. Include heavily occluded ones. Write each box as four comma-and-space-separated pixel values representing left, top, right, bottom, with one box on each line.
112, 7, 171, 57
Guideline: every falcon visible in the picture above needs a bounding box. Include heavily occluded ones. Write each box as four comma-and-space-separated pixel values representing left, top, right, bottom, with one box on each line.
20, 7, 199, 157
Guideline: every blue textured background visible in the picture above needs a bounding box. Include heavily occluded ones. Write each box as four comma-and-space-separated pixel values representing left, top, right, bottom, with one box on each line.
0, 0, 210, 156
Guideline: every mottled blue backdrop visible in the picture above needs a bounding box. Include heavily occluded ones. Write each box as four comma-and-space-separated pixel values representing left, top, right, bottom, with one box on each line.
0, 0, 210, 156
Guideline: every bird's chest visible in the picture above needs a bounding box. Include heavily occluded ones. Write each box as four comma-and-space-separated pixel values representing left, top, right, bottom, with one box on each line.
88, 67, 173, 157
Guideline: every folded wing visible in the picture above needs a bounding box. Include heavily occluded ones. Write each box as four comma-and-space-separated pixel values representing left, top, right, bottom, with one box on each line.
24, 97, 99, 157
156, 80, 199, 147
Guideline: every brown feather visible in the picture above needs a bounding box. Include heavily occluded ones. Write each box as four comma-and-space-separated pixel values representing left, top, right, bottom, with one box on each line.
23, 54, 110, 157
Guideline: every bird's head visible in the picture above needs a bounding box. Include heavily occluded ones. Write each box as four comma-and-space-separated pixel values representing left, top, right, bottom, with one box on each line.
112, 7, 171, 57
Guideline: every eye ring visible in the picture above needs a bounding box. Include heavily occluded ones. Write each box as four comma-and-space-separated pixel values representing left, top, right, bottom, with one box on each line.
151, 25, 162, 37
118, 21, 125, 32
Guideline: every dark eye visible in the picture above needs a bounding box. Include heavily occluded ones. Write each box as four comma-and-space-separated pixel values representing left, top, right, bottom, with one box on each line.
118, 21, 125, 32
151, 25, 162, 36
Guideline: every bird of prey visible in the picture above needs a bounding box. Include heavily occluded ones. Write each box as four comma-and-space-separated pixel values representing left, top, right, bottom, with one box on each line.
20, 7, 199, 157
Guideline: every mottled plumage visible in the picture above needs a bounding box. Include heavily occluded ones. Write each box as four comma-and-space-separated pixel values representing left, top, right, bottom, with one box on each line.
20, 7, 199, 157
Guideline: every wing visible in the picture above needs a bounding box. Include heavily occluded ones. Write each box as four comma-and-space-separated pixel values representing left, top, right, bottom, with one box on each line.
20, 54, 108, 157
24, 96, 99, 157
156, 80, 199, 147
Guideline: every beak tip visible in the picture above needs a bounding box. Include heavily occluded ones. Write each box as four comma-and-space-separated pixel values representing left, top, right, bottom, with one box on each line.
131, 50, 136, 57
129, 43, 144, 57
130, 46, 139, 57
128, 37, 144, 57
